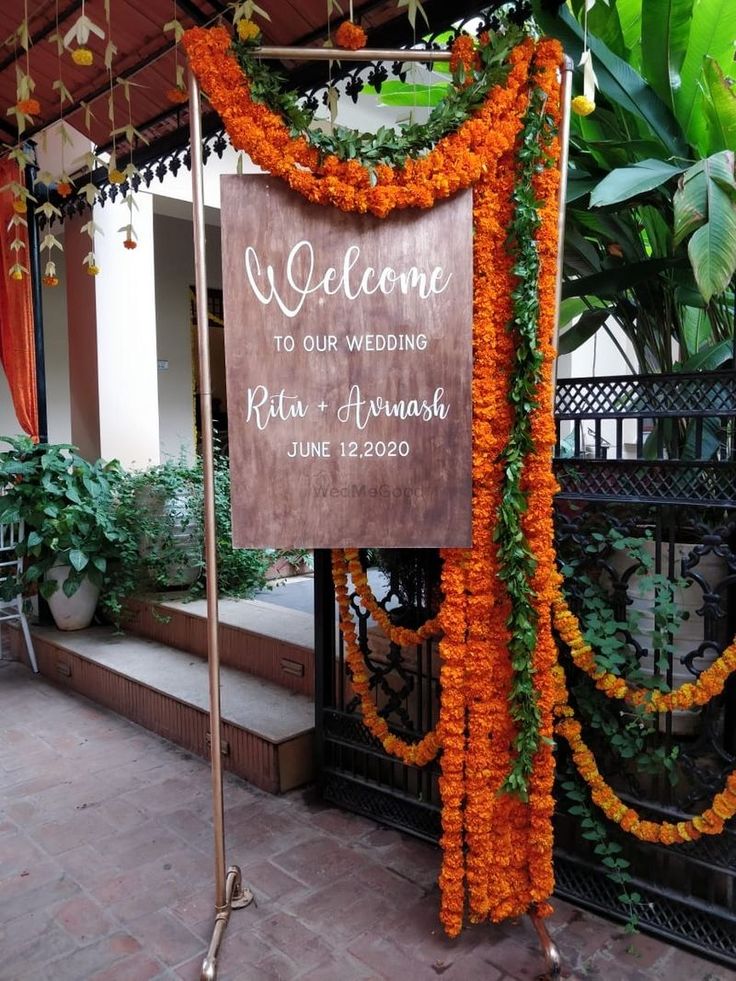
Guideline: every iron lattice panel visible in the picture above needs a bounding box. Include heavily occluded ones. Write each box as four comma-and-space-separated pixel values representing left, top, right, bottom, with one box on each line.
554, 854, 736, 968
555, 372, 736, 420
555, 460, 736, 507
321, 770, 442, 843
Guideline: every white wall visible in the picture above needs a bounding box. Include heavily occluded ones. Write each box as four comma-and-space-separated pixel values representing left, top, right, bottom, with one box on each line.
153, 211, 222, 461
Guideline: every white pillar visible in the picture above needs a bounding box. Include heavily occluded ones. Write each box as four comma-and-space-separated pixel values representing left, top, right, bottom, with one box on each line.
93, 191, 160, 468
64, 192, 161, 467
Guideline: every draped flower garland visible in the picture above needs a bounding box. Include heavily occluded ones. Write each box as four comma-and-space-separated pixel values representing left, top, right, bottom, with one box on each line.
185, 24, 564, 933
185, 22, 736, 939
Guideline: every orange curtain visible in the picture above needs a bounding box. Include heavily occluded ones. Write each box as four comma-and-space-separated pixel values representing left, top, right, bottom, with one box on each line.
0, 158, 38, 440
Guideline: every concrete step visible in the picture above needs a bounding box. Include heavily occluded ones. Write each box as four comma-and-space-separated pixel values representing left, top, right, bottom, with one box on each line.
13, 625, 315, 794
124, 593, 315, 696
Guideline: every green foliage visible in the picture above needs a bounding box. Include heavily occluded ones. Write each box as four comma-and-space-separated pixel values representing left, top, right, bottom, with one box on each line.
230, 27, 522, 170
0, 438, 273, 628
210, 450, 272, 597
498, 82, 559, 798
559, 525, 682, 774
0, 436, 129, 604
561, 775, 643, 933
534, 0, 735, 371
108, 449, 272, 619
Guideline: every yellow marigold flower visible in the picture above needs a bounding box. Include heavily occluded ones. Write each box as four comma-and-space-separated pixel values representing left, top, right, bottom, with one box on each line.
108, 168, 125, 184
86, 264, 100, 276
12, 198, 26, 214
572, 95, 595, 117
237, 19, 260, 42
9, 268, 23, 281
72, 46, 94, 66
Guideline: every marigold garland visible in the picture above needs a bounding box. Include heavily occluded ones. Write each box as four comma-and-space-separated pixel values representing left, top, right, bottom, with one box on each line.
553, 592, 736, 713
342, 547, 441, 646
556, 706, 736, 845
332, 550, 442, 767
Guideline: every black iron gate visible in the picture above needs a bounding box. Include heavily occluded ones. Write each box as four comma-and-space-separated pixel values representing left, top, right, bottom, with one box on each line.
314, 370, 736, 967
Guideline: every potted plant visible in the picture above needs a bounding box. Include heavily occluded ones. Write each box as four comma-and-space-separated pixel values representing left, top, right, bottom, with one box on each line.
534, 0, 735, 399
116, 456, 204, 591
0, 436, 128, 630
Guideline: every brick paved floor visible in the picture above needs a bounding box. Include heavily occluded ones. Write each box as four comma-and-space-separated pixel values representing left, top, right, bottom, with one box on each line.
0, 660, 732, 981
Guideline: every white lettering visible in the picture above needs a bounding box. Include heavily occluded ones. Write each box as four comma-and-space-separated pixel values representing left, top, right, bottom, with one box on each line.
243, 240, 452, 318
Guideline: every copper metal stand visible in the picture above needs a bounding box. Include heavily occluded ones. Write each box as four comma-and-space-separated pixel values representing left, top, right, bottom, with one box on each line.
530, 907, 563, 979
189, 68, 254, 981
186, 43, 573, 981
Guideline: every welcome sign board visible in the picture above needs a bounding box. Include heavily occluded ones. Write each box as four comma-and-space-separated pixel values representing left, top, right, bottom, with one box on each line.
220, 175, 473, 548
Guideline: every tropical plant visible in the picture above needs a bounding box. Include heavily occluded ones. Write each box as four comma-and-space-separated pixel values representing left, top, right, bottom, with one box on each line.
109, 448, 272, 614
534, 0, 735, 375
0, 436, 129, 605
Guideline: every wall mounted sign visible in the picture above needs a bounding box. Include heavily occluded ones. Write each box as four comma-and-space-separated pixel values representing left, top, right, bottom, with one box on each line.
220, 175, 473, 548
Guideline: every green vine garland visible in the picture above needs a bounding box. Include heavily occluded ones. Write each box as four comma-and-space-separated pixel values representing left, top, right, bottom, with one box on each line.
499, 80, 558, 798
231, 28, 523, 170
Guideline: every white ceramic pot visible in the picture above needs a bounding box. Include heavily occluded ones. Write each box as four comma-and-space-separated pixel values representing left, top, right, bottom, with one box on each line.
46, 565, 100, 631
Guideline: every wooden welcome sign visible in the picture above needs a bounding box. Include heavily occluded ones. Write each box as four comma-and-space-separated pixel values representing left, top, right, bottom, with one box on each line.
220, 175, 473, 548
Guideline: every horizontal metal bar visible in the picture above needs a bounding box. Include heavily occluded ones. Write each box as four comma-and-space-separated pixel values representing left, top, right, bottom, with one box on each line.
251, 45, 453, 62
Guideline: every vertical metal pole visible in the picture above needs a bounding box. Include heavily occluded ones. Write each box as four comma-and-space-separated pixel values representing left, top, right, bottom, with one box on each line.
24, 158, 48, 443
188, 67, 252, 981
314, 548, 336, 787
551, 57, 574, 410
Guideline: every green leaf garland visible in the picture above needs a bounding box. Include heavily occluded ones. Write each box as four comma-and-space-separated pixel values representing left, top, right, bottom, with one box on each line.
499, 80, 559, 797
231, 29, 523, 170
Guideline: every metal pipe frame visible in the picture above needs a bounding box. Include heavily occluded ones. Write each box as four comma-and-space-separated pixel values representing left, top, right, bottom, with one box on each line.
188, 43, 573, 981
250, 44, 454, 63
189, 67, 253, 981
530, 907, 563, 979
551, 57, 574, 407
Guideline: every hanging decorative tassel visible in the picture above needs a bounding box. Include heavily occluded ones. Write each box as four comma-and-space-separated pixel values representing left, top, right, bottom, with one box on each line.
572, 0, 597, 115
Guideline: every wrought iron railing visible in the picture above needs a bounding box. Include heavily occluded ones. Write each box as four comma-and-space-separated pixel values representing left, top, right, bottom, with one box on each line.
315, 368, 736, 967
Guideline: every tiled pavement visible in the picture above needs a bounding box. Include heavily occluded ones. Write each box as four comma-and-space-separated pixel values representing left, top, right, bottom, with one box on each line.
0, 660, 732, 981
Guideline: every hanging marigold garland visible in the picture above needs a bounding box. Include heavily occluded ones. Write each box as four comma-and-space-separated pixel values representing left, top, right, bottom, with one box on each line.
553, 591, 736, 712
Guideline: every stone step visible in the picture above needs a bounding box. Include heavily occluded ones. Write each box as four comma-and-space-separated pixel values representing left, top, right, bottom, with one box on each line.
124, 593, 316, 697
13, 625, 315, 794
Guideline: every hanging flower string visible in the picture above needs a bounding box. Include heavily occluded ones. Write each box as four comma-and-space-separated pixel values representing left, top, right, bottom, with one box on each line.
334, 20, 367, 50
553, 592, 736, 712
332, 550, 442, 766
342, 548, 441, 645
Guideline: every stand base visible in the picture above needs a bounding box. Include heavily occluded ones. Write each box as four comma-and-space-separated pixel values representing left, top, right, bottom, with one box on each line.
529, 907, 562, 979
200, 866, 254, 981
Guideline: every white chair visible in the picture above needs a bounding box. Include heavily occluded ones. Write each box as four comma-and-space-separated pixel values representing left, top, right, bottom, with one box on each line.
0, 518, 37, 673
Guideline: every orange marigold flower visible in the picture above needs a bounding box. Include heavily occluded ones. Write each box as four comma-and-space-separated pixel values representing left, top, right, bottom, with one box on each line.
12, 198, 26, 214
56, 181, 72, 198
17, 97, 40, 116
450, 34, 480, 80
166, 86, 188, 105
42, 274, 59, 287
123, 238, 137, 250
334, 20, 367, 51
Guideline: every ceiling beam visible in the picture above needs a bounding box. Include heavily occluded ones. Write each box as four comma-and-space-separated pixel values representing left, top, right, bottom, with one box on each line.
0, 0, 83, 77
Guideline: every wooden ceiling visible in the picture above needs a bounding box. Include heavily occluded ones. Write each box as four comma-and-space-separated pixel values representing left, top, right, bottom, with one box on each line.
0, 0, 485, 163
